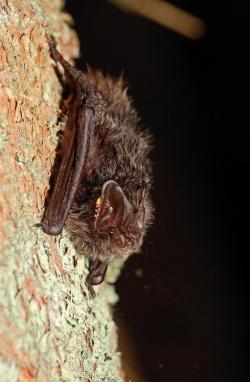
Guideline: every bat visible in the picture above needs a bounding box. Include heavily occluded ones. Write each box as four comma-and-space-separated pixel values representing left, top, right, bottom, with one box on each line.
42, 36, 153, 297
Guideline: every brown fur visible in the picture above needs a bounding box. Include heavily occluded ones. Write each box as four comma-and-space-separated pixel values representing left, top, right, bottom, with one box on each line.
65, 68, 154, 262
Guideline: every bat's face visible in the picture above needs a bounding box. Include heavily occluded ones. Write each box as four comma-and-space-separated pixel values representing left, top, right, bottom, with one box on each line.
94, 180, 145, 255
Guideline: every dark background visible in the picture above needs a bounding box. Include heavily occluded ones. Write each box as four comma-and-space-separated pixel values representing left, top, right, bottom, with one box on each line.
66, 1, 247, 381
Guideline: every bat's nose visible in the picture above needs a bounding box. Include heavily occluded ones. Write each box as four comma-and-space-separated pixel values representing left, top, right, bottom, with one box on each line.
117, 234, 126, 248
114, 233, 134, 250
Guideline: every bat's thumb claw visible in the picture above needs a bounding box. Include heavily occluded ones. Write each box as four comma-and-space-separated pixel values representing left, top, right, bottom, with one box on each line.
47, 34, 57, 49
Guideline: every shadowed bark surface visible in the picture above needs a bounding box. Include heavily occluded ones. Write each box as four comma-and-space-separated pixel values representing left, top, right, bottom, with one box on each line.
0, 1, 122, 381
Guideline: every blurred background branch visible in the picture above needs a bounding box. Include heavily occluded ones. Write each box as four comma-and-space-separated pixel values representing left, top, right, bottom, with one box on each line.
108, 0, 206, 39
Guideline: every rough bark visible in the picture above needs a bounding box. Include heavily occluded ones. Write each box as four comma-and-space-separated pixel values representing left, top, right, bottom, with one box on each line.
0, 1, 123, 381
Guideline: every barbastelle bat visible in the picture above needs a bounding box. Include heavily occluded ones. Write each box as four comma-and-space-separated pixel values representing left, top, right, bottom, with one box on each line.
42, 36, 153, 297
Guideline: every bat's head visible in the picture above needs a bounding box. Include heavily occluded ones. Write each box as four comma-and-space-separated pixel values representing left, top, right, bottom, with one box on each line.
94, 180, 148, 256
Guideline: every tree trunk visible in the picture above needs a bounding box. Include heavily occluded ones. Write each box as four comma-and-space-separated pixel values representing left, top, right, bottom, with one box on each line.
0, 1, 123, 381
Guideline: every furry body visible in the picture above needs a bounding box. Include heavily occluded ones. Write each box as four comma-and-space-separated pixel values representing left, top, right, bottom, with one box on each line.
42, 37, 153, 291
66, 68, 153, 261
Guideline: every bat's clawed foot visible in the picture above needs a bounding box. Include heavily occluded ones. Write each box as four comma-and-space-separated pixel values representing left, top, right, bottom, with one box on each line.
85, 259, 108, 299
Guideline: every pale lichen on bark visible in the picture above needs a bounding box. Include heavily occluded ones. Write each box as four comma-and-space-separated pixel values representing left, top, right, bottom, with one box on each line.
0, 1, 123, 381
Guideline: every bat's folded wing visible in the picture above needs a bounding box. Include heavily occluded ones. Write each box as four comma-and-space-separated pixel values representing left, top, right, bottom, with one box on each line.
42, 106, 94, 235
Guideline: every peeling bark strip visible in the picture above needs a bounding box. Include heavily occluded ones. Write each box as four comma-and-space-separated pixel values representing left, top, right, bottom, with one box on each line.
0, 1, 123, 381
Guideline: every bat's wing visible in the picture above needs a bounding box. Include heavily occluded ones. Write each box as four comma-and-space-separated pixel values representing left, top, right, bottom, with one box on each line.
42, 106, 93, 235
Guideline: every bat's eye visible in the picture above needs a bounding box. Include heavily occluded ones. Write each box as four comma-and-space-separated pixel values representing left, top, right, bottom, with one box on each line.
108, 227, 115, 235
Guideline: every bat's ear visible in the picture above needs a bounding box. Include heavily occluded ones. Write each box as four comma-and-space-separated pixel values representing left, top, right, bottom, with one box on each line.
95, 180, 133, 230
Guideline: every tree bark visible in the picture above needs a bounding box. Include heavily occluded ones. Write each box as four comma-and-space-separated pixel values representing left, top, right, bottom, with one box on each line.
0, 1, 123, 381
